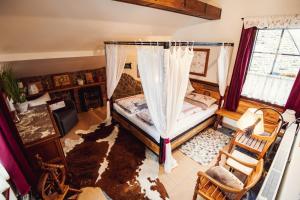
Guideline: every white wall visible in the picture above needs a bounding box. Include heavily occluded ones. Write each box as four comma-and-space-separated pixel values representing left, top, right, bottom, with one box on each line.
123, 46, 140, 81
173, 0, 300, 84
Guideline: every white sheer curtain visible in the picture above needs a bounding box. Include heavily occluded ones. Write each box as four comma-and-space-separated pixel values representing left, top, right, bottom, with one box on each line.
137, 46, 194, 173
241, 72, 295, 106
136, 46, 166, 134
217, 46, 232, 102
105, 44, 127, 124
165, 47, 194, 172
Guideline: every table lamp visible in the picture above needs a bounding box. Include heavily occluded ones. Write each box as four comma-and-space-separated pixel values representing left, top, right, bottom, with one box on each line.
237, 108, 264, 137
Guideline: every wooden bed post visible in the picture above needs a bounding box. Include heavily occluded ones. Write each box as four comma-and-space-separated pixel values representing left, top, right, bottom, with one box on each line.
159, 137, 165, 164
158, 42, 170, 164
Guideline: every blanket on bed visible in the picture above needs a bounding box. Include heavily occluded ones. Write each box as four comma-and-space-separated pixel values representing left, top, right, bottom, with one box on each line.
136, 102, 201, 126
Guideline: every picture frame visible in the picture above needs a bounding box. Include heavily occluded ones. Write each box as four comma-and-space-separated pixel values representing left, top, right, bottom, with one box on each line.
124, 63, 132, 69
85, 72, 94, 83
190, 48, 210, 77
53, 74, 71, 88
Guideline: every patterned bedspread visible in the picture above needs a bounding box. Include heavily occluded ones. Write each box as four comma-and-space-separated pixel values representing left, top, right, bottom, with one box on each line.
115, 93, 213, 126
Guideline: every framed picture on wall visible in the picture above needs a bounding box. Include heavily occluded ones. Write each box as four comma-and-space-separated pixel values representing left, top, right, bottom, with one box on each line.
53, 74, 71, 88
190, 48, 210, 77
124, 63, 132, 69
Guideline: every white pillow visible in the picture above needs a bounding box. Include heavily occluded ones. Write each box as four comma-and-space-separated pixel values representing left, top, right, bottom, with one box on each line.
28, 92, 51, 107
186, 80, 195, 95
186, 93, 217, 108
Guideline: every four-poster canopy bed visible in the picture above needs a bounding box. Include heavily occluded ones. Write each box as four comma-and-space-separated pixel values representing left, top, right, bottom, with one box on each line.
104, 41, 234, 172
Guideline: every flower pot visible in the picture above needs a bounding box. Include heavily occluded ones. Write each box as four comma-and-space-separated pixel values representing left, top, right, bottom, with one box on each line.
15, 102, 29, 113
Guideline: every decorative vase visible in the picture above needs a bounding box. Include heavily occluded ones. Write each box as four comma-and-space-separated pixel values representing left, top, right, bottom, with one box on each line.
15, 102, 29, 113
77, 79, 84, 86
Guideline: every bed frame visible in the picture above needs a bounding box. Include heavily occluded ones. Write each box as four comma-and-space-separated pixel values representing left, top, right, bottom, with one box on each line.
112, 110, 216, 163
111, 74, 221, 163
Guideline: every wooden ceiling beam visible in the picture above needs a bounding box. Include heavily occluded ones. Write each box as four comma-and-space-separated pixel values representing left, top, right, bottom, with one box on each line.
113, 0, 221, 20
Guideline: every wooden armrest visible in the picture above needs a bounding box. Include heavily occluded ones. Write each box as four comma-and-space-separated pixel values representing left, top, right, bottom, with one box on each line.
219, 150, 258, 168
252, 134, 273, 142
197, 171, 243, 193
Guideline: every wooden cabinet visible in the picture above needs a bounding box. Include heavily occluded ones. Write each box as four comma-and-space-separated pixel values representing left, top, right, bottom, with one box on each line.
15, 105, 67, 174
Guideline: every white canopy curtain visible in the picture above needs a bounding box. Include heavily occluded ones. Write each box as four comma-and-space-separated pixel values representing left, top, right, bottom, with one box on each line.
105, 44, 127, 125
137, 45, 194, 173
217, 45, 232, 105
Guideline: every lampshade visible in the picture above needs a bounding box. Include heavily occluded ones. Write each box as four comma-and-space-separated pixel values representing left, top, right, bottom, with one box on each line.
236, 108, 264, 135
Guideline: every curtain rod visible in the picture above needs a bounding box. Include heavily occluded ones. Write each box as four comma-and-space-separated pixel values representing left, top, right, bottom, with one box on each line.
104, 41, 234, 47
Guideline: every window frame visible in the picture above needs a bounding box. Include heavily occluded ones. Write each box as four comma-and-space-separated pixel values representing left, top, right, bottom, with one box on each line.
241, 28, 300, 107
248, 28, 300, 77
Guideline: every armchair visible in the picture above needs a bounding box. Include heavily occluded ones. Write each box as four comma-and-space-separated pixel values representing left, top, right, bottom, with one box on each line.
47, 99, 78, 136
193, 150, 263, 200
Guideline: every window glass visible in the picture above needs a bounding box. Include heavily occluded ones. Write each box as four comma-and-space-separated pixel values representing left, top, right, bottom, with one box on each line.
273, 55, 300, 76
253, 29, 282, 53
249, 29, 300, 77
279, 30, 300, 55
250, 53, 275, 74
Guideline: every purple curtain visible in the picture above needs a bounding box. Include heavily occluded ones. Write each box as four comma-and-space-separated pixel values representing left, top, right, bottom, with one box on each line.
0, 91, 36, 195
224, 27, 257, 111
285, 70, 300, 118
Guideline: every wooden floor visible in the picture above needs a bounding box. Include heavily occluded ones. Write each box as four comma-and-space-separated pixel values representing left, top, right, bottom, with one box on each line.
62, 106, 220, 200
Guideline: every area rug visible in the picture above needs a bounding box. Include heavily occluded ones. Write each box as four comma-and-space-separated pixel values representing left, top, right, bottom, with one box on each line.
179, 128, 231, 165
63, 123, 169, 200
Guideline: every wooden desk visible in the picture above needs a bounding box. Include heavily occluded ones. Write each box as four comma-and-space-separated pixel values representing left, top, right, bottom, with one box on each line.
15, 105, 67, 173
214, 108, 278, 133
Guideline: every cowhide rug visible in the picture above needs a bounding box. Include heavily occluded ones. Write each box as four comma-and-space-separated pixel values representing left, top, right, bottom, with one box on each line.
63, 123, 169, 200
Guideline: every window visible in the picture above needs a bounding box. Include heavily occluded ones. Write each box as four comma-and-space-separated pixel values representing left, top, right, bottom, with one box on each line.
242, 29, 300, 106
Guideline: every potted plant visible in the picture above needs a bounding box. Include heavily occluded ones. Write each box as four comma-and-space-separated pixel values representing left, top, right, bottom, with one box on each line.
0, 65, 28, 113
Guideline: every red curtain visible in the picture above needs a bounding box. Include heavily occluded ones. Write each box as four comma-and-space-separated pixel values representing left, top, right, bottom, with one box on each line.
224, 27, 257, 111
285, 70, 300, 118
0, 91, 36, 195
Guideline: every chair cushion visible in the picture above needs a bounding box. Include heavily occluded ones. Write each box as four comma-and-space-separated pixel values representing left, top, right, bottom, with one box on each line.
206, 166, 244, 190
226, 150, 258, 175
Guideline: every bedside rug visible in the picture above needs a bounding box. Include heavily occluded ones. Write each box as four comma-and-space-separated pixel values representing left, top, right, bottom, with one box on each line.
179, 128, 231, 165
64, 123, 169, 200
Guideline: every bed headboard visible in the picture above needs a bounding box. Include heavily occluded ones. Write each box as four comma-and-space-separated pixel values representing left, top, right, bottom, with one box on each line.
112, 73, 143, 101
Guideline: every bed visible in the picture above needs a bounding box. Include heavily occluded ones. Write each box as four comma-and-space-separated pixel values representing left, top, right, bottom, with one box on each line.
112, 91, 220, 163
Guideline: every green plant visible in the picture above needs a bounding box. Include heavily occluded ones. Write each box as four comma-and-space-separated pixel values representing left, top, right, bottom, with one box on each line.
0, 64, 26, 103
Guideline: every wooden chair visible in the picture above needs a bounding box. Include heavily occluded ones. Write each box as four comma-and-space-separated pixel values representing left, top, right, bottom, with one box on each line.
229, 120, 283, 159
36, 155, 81, 200
193, 150, 264, 200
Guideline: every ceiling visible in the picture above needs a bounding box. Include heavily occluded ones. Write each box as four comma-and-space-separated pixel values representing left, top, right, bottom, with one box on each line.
0, 0, 213, 55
